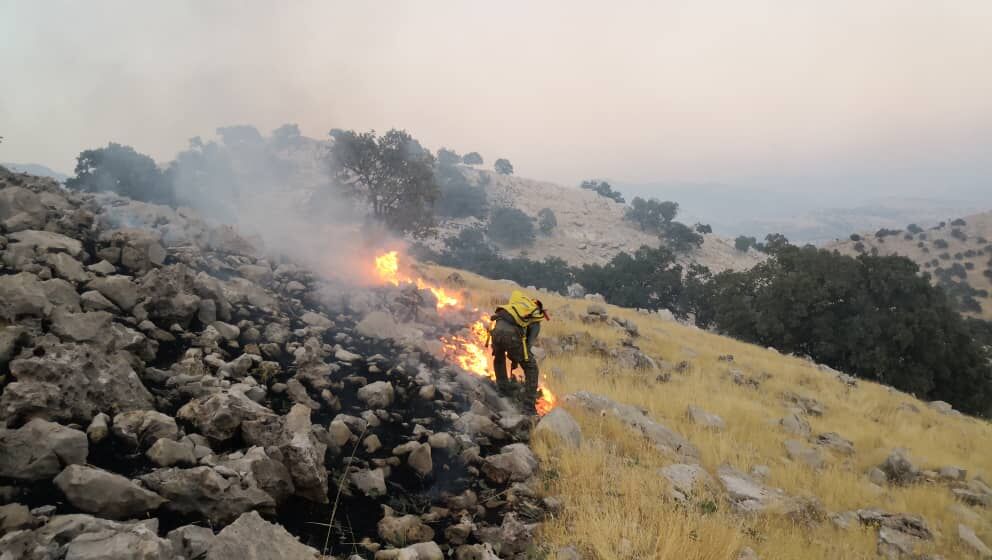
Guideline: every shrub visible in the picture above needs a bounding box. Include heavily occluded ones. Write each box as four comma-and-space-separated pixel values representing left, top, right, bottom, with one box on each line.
939, 252, 951, 260
579, 180, 625, 203
907, 223, 924, 234
875, 228, 901, 239
850, 233, 862, 242
951, 228, 968, 242
437, 148, 462, 166
965, 262, 975, 270
951, 218, 967, 226
626, 197, 679, 231
954, 252, 964, 260
537, 208, 557, 235
487, 206, 535, 247
917, 242, 926, 248
904, 234, 914, 241
853, 242, 866, 253
934, 239, 949, 249
695, 223, 713, 234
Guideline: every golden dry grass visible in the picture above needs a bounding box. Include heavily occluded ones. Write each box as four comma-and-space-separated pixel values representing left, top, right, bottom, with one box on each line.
424, 264, 992, 559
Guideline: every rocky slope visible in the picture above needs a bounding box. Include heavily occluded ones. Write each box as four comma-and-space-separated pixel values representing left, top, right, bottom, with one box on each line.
0, 167, 557, 559
826, 211, 992, 319
427, 167, 765, 273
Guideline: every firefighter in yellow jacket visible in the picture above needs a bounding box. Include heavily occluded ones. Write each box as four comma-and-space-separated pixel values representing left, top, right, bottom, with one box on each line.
490, 290, 549, 413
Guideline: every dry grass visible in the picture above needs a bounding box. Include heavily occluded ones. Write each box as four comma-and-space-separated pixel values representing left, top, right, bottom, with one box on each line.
425, 265, 992, 559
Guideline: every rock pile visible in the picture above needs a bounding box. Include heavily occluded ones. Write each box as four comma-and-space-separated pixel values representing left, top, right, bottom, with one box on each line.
0, 168, 551, 558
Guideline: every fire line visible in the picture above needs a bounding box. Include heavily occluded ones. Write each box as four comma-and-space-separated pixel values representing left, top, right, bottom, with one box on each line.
372, 250, 556, 415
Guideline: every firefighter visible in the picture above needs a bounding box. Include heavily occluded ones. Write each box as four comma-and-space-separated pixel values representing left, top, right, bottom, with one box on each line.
490, 290, 549, 413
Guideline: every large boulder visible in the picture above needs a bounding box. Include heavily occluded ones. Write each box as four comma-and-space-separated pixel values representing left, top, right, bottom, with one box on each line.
565, 392, 699, 461
0, 272, 52, 320
0, 514, 175, 560
177, 388, 275, 443
482, 443, 539, 484
216, 447, 295, 504
880, 449, 919, 485
137, 264, 201, 327
87, 275, 141, 312
0, 186, 47, 231
1, 341, 154, 425
140, 466, 276, 525
53, 465, 165, 520
205, 511, 320, 560
2, 230, 84, 269
357, 381, 395, 409
534, 408, 582, 447
97, 228, 166, 274
48, 309, 113, 344
0, 419, 87, 480
658, 463, 716, 503
241, 404, 328, 503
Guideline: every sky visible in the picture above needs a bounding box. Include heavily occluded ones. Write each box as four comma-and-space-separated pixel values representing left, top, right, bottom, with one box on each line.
2, 1, 991, 199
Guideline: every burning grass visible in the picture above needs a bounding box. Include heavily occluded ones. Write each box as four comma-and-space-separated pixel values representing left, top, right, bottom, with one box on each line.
372, 250, 555, 415
422, 263, 992, 559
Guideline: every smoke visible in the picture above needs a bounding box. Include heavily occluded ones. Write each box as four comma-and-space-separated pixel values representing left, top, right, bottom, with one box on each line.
165, 123, 401, 285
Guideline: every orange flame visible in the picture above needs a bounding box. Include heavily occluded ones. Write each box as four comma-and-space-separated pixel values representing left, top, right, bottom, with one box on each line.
373, 250, 555, 415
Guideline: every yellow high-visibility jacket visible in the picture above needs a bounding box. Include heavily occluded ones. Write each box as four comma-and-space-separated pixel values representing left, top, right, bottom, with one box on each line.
496, 290, 547, 328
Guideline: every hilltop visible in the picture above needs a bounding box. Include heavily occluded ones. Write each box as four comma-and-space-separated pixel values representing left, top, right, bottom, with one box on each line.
826, 211, 992, 319
426, 167, 765, 274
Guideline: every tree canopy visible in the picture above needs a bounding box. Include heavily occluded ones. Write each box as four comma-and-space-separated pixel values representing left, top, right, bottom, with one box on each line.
580, 180, 625, 203
66, 143, 174, 205
494, 158, 514, 175
695, 245, 992, 416
329, 128, 439, 238
487, 206, 535, 247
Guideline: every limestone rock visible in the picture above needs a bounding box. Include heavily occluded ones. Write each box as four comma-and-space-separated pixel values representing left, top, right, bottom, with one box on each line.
658, 463, 716, 502
958, 524, 992, 558
140, 466, 276, 525
205, 511, 320, 560
408, 442, 433, 477
177, 388, 275, 443
880, 449, 919, 485
783, 439, 825, 469
378, 506, 435, 547
112, 410, 179, 449
534, 408, 582, 447
351, 468, 387, 497
54, 465, 165, 520
686, 405, 725, 431
482, 443, 538, 484
87, 275, 140, 312
565, 392, 699, 461
2, 341, 153, 424
0, 419, 88, 480
241, 404, 328, 503
358, 381, 395, 409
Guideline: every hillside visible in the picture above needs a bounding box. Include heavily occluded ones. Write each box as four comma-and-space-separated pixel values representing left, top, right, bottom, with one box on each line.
428, 168, 765, 274
4, 167, 990, 560
421, 264, 992, 559
827, 211, 992, 319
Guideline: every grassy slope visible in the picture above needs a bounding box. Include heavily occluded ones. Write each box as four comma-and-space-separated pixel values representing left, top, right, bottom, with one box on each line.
421, 265, 992, 559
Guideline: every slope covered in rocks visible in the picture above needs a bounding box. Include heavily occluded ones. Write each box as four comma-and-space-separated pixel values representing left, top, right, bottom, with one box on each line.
826, 211, 992, 319
426, 167, 765, 274
419, 265, 992, 559
0, 167, 556, 559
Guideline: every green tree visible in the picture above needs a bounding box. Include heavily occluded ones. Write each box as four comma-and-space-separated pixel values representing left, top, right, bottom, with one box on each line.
625, 197, 679, 231
762, 233, 791, 255
580, 180, 625, 203
696, 246, 992, 416
434, 164, 487, 219
487, 206, 534, 247
537, 208, 557, 235
462, 152, 483, 165
329, 129, 439, 237
66, 143, 174, 205
437, 148, 462, 166
494, 158, 514, 175
734, 236, 757, 252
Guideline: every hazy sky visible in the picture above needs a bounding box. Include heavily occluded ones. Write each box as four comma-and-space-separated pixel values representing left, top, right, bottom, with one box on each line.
2, 1, 991, 197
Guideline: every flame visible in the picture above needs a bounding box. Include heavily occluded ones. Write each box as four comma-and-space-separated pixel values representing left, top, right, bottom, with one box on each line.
372, 250, 556, 415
